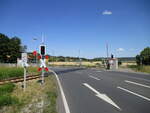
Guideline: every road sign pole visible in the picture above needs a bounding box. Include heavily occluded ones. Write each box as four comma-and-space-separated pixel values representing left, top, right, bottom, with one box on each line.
23, 67, 26, 91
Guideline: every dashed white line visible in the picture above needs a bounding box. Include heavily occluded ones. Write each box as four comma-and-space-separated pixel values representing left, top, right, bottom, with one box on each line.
117, 86, 150, 101
89, 76, 100, 80
125, 80, 150, 89
51, 70, 71, 113
96, 71, 102, 72
127, 76, 150, 83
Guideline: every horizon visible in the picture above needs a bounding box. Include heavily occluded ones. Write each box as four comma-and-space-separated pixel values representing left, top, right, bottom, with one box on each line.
0, 0, 150, 58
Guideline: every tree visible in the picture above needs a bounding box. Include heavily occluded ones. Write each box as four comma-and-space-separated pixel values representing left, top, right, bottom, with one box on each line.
136, 55, 141, 65
0, 33, 22, 63
136, 47, 150, 65
140, 47, 150, 65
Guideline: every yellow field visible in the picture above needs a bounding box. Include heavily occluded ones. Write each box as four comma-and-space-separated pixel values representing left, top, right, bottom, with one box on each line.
48, 61, 102, 67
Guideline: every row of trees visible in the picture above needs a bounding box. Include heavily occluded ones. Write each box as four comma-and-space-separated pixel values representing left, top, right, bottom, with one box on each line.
136, 47, 150, 65
0, 33, 25, 63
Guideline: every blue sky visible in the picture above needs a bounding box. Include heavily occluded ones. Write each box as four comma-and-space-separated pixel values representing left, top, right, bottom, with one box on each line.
0, 0, 150, 58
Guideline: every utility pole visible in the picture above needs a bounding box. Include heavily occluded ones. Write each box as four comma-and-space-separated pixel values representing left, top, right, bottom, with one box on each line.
78, 50, 81, 66
106, 43, 110, 69
106, 43, 109, 60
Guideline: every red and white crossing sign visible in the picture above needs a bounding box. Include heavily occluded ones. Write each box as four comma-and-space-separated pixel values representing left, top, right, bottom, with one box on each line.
38, 56, 49, 72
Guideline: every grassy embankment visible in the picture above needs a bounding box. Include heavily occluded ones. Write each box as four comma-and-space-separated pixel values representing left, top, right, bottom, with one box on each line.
127, 65, 150, 74
0, 67, 57, 113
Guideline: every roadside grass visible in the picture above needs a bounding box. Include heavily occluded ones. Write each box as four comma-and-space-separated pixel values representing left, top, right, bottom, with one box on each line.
0, 83, 19, 108
0, 67, 23, 80
0, 66, 40, 80
0, 74, 57, 113
128, 65, 150, 74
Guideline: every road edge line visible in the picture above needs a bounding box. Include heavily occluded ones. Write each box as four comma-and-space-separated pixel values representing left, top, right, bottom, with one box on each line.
51, 70, 71, 113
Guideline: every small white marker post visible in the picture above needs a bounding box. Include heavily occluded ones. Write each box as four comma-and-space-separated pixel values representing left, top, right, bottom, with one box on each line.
42, 67, 44, 84
23, 67, 26, 91
22, 53, 29, 91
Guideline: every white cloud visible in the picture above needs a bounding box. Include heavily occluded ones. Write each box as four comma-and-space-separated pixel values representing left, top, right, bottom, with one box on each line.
102, 10, 112, 15
116, 48, 125, 52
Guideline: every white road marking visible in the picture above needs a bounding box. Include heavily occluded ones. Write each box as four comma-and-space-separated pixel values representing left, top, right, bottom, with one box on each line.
125, 80, 150, 89
83, 83, 121, 110
117, 86, 150, 101
96, 71, 102, 72
125, 76, 150, 83
51, 70, 71, 113
89, 76, 100, 80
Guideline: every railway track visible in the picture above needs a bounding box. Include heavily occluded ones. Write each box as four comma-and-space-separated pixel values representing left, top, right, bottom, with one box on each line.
0, 75, 40, 85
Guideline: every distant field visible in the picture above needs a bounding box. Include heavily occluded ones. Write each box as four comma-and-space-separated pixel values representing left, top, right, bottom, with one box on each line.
121, 61, 137, 66
48, 61, 103, 67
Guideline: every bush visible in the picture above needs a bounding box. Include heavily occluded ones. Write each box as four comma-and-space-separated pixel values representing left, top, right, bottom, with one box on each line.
118, 61, 122, 65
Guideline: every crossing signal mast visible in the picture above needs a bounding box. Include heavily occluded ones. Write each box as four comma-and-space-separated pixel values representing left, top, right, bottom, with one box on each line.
37, 35, 49, 84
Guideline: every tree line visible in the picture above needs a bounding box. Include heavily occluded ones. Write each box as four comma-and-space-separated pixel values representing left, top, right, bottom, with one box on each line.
136, 47, 150, 65
0, 33, 25, 63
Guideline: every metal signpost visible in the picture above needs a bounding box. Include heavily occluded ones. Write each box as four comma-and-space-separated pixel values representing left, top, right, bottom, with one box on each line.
21, 53, 29, 91
38, 44, 49, 84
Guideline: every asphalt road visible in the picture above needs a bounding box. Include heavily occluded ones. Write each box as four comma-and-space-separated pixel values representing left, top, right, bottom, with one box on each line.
51, 67, 150, 113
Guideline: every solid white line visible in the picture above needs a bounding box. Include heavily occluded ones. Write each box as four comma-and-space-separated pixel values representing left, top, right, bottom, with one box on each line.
125, 80, 150, 89
117, 86, 150, 101
83, 83, 121, 110
51, 70, 71, 113
89, 76, 100, 80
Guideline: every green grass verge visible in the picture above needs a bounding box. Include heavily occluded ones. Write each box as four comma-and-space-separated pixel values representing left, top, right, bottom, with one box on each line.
0, 83, 18, 108
0, 75, 57, 113
128, 65, 150, 74
0, 67, 23, 80
0, 67, 40, 80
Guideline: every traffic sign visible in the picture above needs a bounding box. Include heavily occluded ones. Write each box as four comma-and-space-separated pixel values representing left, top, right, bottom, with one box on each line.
22, 53, 29, 67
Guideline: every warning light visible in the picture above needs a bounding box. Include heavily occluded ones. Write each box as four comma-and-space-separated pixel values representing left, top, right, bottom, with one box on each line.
44, 67, 49, 71
40, 45, 46, 56
38, 55, 41, 59
38, 67, 42, 71
45, 55, 49, 59
33, 51, 37, 56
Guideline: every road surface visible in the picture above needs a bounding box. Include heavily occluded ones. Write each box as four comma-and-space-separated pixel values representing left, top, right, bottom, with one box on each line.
51, 67, 150, 113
